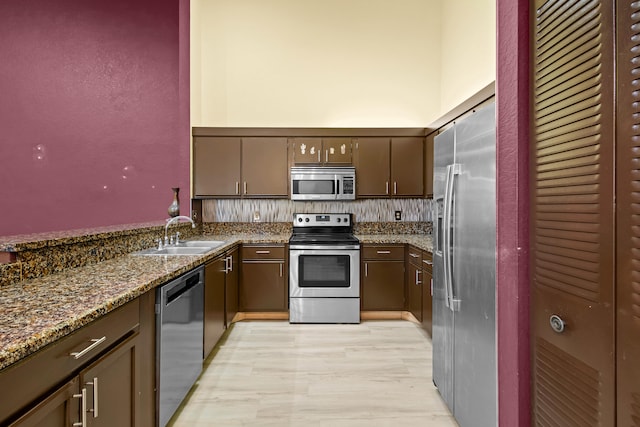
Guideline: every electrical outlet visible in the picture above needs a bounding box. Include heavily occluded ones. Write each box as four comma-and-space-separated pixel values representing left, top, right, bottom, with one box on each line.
395, 210, 402, 221
253, 211, 261, 222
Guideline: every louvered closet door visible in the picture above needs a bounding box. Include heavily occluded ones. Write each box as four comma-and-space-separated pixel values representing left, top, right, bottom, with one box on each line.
532, 0, 616, 426
616, 2, 640, 425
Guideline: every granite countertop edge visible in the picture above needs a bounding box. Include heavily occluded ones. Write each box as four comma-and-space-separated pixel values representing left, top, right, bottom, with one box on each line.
0, 233, 431, 371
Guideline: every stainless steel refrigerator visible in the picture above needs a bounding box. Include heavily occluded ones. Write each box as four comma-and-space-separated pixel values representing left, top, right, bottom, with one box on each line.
432, 101, 496, 426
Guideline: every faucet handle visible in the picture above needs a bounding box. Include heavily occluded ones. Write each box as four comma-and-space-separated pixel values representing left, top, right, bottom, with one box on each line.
175, 232, 181, 245
157, 238, 163, 250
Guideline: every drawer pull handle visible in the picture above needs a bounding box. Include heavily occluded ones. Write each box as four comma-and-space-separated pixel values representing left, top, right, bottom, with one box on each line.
70, 336, 106, 360
410, 253, 419, 258
376, 250, 391, 254
255, 250, 271, 254
72, 388, 87, 427
416, 270, 422, 285
86, 377, 99, 418
422, 260, 433, 265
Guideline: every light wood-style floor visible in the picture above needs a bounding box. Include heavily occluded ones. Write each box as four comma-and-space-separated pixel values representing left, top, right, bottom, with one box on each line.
170, 320, 459, 426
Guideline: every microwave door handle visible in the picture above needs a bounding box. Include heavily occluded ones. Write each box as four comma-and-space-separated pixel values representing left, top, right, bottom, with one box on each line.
335, 175, 340, 199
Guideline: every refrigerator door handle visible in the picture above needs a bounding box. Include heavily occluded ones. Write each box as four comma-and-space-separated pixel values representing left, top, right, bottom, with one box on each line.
443, 163, 461, 312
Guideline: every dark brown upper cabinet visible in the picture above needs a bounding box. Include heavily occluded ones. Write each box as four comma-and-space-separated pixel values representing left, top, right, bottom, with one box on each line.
193, 136, 241, 197
193, 137, 288, 198
241, 137, 288, 196
353, 137, 424, 197
425, 132, 435, 198
291, 137, 352, 164
353, 137, 391, 197
391, 137, 424, 197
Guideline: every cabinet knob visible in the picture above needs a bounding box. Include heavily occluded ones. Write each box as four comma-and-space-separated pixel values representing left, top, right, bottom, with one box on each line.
549, 314, 566, 333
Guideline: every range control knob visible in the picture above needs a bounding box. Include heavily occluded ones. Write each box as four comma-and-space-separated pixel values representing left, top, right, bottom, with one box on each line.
305, 218, 310, 222
343, 217, 349, 223
336, 218, 341, 223
298, 217, 303, 222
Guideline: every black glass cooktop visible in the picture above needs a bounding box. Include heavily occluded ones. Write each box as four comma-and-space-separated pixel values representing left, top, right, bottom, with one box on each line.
289, 233, 359, 245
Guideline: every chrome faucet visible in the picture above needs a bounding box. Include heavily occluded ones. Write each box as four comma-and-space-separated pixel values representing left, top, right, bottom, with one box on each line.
164, 215, 196, 246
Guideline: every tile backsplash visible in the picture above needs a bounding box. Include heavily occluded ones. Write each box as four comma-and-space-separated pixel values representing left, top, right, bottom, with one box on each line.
203, 199, 433, 223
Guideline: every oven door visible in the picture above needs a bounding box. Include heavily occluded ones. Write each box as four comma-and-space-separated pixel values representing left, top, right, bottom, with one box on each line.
289, 248, 360, 298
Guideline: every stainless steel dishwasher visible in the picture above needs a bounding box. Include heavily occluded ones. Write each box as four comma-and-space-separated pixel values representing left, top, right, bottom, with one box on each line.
156, 266, 204, 427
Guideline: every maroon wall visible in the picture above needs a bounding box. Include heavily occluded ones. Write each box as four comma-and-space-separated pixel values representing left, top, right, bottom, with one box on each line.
0, 0, 189, 236
496, 0, 531, 425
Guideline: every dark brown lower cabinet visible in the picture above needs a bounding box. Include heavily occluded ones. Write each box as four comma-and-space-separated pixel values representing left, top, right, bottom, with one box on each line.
407, 262, 422, 322
204, 254, 226, 358
10, 378, 80, 427
361, 260, 405, 310
421, 251, 433, 336
204, 246, 240, 358
406, 246, 422, 322
240, 245, 287, 312
225, 247, 239, 326
10, 333, 140, 427
80, 334, 139, 427
361, 244, 405, 311
1, 297, 153, 427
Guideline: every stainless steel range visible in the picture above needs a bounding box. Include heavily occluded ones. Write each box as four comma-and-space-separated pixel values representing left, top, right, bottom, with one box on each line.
289, 213, 360, 324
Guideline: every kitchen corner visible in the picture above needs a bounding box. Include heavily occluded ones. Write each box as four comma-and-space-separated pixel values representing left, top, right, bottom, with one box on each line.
0, 219, 432, 371
0, 216, 432, 425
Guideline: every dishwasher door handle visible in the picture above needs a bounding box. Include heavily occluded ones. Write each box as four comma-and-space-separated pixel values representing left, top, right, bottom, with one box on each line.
165, 271, 202, 306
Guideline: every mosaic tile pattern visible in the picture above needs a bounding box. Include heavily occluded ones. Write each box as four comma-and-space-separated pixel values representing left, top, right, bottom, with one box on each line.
203, 199, 434, 223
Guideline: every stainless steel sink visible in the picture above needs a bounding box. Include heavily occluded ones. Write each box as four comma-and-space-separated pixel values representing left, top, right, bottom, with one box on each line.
178, 240, 225, 248
134, 246, 210, 256
132, 240, 226, 256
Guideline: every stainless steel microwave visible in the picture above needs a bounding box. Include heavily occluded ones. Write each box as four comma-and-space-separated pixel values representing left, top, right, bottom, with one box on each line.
290, 166, 356, 201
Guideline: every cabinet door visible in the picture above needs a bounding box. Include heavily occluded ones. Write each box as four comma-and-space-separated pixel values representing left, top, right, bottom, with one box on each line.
425, 132, 435, 198
531, 0, 615, 424
225, 247, 239, 327
421, 252, 433, 336
391, 137, 424, 196
361, 260, 404, 310
80, 334, 139, 427
240, 261, 287, 311
292, 137, 322, 164
193, 137, 241, 197
322, 138, 352, 164
407, 262, 422, 322
353, 138, 390, 197
10, 378, 79, 427
241, 137, 288, 197
204, 256, 226, 358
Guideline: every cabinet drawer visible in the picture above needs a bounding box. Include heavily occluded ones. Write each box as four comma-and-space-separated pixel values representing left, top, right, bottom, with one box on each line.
422, 251, 433, 273
362, 245, 404, 260
241, 245, 286, 260
407, 246, 422, 266
0, 299, 140, 424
